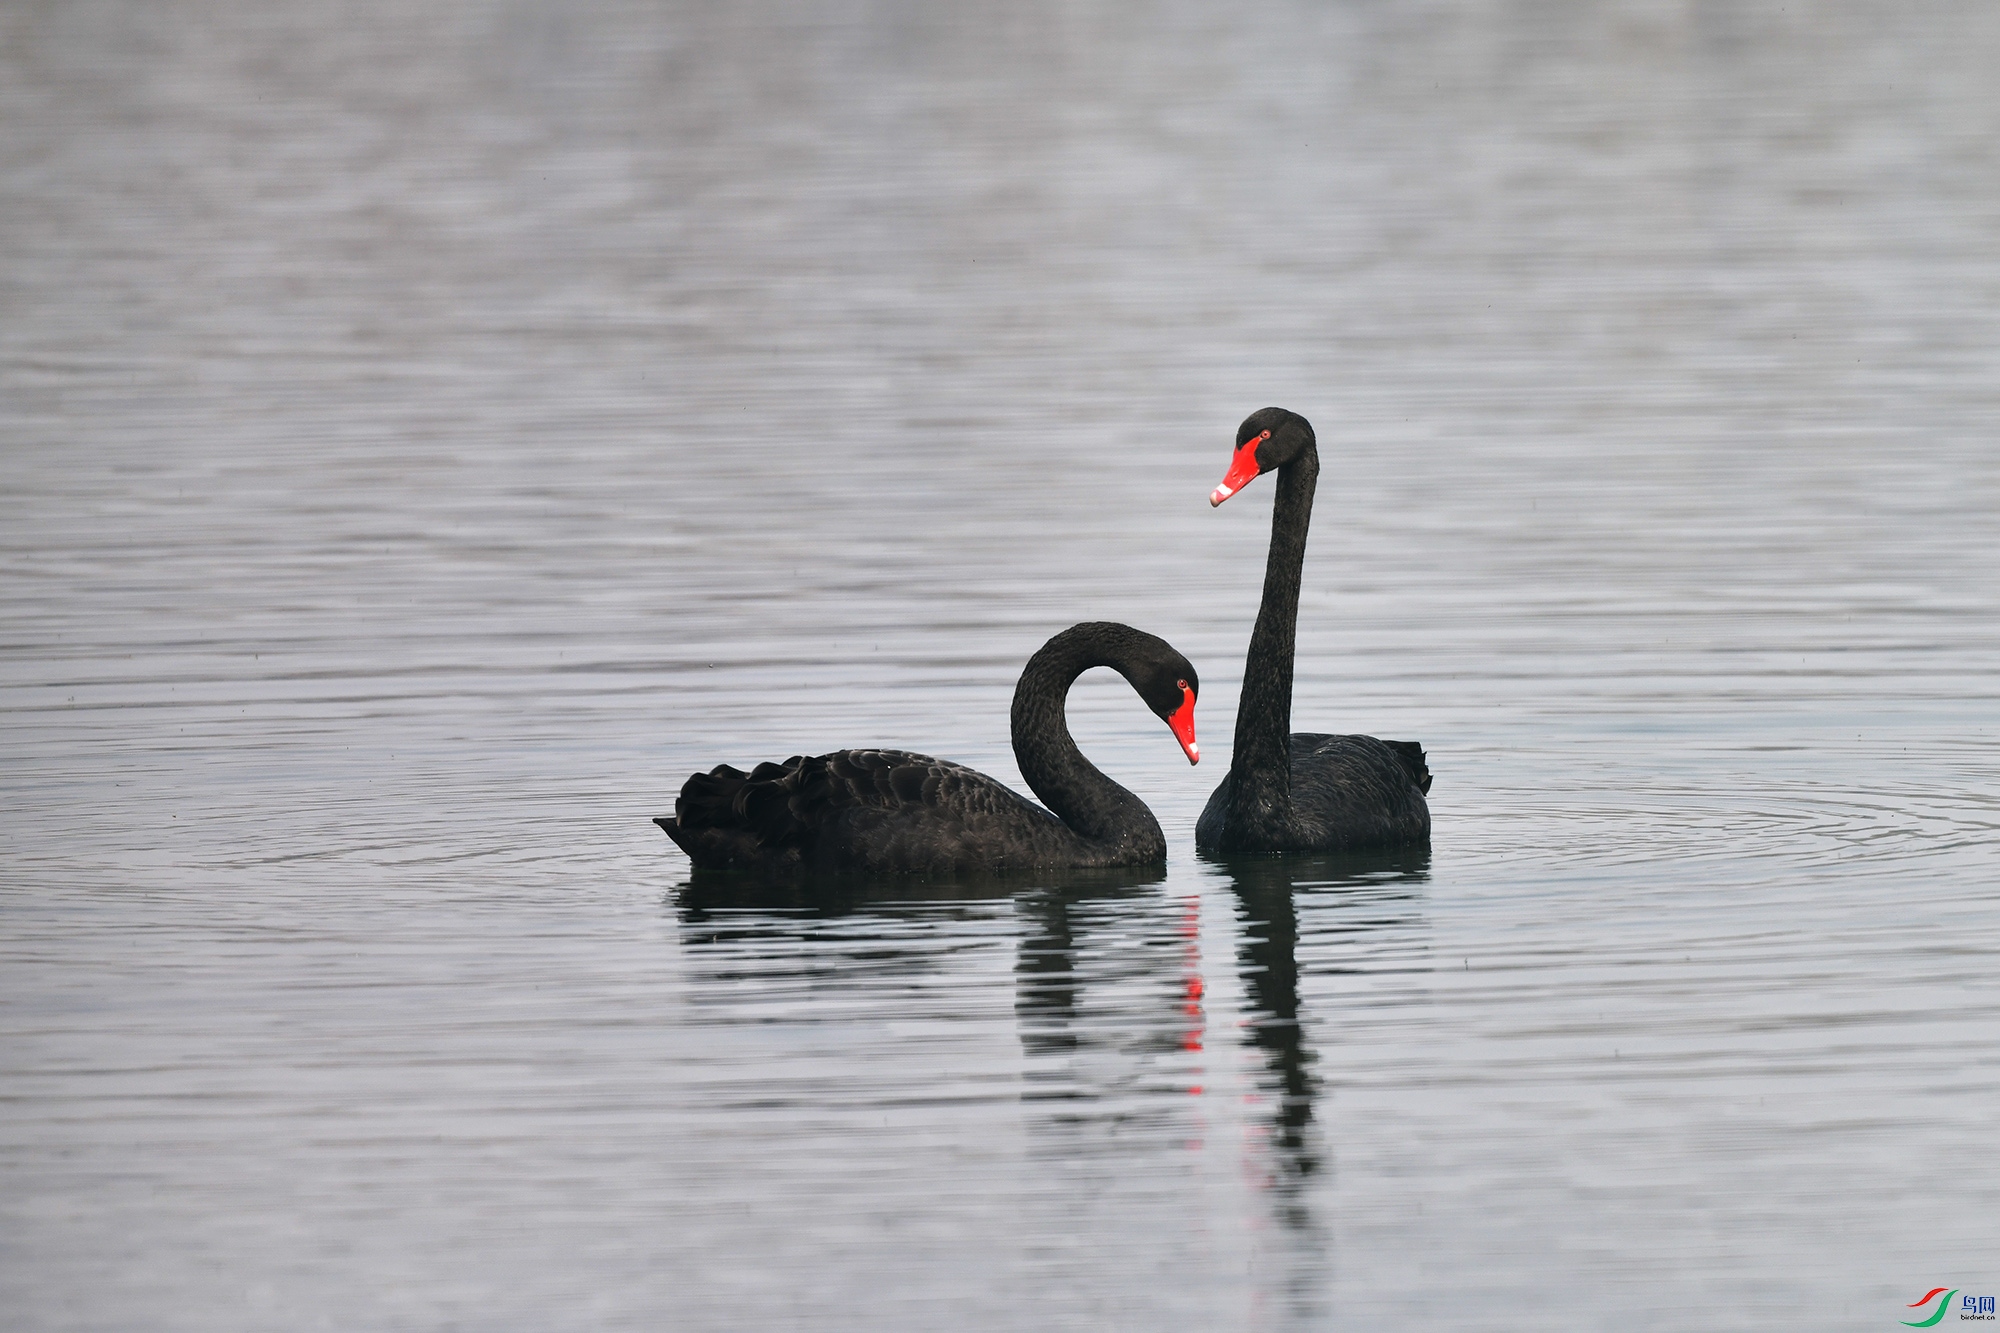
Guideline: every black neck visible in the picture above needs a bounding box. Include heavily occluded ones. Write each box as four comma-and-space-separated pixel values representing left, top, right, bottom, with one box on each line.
1010, 624, 1167, 860
1228, 449, 1317, 824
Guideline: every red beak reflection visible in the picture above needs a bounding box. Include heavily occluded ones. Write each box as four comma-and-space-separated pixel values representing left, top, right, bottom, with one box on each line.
1210, 430, 1268, 506
1167, 685, 1199, 764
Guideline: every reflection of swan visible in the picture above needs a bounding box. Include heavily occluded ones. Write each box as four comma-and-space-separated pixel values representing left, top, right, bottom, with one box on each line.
1218, 849, 1431, 1243
1011, 875, 1197, 1109
1197, 409, 1432, 855
660, 623, 1200, 876
676, 870, 1021, 920
674, 866, 1189, 1118
1017, 884, 1130, 1063
673, 866, 1165, 994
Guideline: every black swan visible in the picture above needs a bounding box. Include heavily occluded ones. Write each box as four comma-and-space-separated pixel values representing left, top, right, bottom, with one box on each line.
658, 622, 1200, 876
1195, 408, 1431, 855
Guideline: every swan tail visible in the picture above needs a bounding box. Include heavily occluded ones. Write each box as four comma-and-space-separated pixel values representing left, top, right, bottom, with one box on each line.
654, 814, 699, 855
1383, 740, 1432, 794
680, 759, 816, 841
659, 749, 983, 871
656, 759, 816, 868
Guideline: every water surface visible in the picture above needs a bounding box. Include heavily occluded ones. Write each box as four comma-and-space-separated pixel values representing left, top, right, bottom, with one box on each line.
4, 1, 1999, 1328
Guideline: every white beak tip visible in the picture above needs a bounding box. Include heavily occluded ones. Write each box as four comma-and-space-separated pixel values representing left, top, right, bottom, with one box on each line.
1209, 487, 1230, 506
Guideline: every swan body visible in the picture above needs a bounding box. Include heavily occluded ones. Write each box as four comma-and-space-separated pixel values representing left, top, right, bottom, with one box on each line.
1196, 733, 1430, 852
1196, 408, 1432, 856
659, 622, 1200, 877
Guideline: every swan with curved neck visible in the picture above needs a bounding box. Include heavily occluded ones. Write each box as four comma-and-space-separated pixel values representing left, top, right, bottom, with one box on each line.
660, 622, 1200, 876
1196, 408, 1431, 855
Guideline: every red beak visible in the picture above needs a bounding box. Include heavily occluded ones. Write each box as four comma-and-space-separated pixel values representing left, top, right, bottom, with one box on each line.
1167, 685, 1199, 764
1210, 433, 1266, 506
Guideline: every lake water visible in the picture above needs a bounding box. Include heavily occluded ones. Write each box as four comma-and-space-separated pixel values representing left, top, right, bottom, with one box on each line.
4, 1, 1998, 1328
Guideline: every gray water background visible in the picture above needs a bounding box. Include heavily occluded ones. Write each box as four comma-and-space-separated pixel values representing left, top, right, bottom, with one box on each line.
4, 1, 1999, 1328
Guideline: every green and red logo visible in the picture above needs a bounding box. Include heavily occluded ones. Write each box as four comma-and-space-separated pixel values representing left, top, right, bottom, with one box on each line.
1904, 1289, 1958, 1328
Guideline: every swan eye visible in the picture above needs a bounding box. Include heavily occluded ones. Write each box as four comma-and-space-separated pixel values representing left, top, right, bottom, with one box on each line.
1176, 678, 1189, 692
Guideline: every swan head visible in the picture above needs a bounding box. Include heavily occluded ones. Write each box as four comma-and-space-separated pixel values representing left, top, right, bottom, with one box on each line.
1209, 407, 1315, 505
1030, 623, 1203, 766
1133, 645, 1201, 765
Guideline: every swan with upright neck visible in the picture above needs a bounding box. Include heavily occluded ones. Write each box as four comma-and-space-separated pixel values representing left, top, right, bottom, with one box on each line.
1195, 408, 1431, 855
660, 622, 1200, 876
